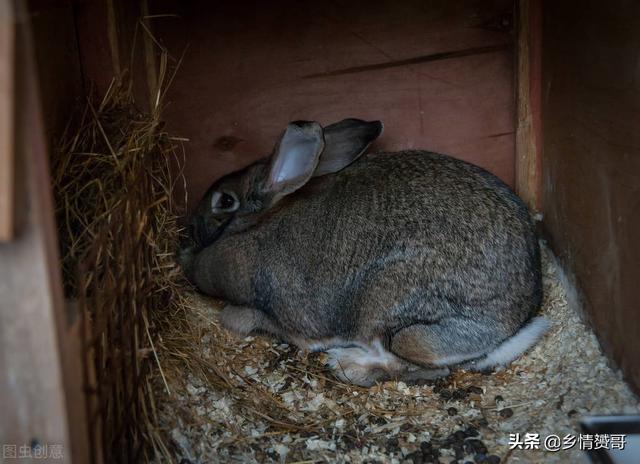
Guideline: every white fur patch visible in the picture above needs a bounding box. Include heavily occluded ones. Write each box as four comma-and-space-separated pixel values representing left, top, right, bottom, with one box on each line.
471, 317, 551, 370
323, 339, 406, 386
325, 339, 399, 370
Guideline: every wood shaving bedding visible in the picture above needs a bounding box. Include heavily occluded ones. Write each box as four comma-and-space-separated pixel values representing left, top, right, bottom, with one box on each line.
155, 246, 639, 463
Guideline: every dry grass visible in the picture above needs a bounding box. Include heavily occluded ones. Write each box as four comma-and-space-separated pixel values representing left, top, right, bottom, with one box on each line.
52, 66, 188, 461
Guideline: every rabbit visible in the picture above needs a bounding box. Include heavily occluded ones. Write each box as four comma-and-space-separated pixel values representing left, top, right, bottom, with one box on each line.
180, 119, 548, 386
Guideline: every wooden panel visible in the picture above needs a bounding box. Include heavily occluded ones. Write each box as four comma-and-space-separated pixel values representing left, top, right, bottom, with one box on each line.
542, 0, 640, 393
0, 0, 15, 241
515, 0, 542, 212
0, 2, 89, 462
29, 0, 84, 140
74, 0, 157, 110
151, 0, 516, 209
73, 0, 115, 96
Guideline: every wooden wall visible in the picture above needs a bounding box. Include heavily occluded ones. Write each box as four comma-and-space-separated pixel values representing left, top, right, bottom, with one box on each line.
0, 1, 89, 462
29, 0, 84, 140
151, 0, 517, 210
542, 0, 640, 392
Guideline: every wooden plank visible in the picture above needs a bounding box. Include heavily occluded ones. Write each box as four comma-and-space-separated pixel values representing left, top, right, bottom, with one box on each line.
515, 0, 542, 212
75, 0, 154, 109
29, 0, 84, 139
0, 2, 89, 462
542, 0, 640, 394
0, 0, 15, 241
149, 0, 516, 210
141, 0, 160, 110
106, 0, 122, 77
74, 0, 114, 96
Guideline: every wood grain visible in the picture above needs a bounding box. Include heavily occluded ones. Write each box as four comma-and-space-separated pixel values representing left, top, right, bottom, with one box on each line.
515, 0, 542, 212
0, 1, 89, 461
75, 0, 156, 111
542, 0, 640, 394
148, 0, 517, 210
0, 0, 15, 241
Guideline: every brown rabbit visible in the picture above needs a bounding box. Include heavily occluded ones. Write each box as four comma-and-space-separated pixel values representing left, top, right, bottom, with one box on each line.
180, 119, 547, 386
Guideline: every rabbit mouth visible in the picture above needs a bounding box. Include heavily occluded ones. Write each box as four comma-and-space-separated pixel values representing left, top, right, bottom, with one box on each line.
190, 215, 232, 248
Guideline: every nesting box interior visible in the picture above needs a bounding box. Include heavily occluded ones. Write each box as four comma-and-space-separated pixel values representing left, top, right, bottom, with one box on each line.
1, 0, 639, 463
148, 0, 517, 205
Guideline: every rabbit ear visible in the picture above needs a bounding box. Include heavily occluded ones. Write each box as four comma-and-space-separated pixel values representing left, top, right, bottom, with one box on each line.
313, 119, 383, 177
264, 121, 325, 199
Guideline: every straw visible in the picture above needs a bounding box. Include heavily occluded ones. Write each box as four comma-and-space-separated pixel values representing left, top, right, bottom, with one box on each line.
52, 34, 186, 461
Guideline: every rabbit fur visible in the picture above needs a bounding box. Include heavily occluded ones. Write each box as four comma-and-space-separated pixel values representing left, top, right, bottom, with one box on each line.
181, 119, 546, 386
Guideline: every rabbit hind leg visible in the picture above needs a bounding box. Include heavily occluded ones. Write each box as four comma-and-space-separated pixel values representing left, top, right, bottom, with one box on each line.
390, 320, 500, 370
325, 339, 449, 387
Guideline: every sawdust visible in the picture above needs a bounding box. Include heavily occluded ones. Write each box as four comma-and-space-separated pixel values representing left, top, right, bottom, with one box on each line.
155, 245, 639, 463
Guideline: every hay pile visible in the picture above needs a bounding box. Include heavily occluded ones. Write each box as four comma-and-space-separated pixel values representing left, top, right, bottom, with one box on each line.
156, 246, 640, 463
52, 76, 187, 462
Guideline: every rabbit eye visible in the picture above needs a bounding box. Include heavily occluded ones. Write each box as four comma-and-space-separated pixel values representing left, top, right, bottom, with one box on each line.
211, 191, 239, 213
220, 193, 235, 209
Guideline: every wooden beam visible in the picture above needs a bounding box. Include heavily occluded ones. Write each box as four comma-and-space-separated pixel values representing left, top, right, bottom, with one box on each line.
0, 2, 89, 462
75, 0, 154, 110
141, 0, 159, 110
0, 0, 15, 241
515, 0, 543, 212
